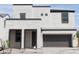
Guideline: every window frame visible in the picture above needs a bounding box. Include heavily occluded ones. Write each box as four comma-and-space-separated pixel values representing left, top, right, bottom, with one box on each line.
15, 30, 21, 42
20, 13, 26, 19
45, 13, 48, 16
61, 12, 69, 23
41, 13, 43, 16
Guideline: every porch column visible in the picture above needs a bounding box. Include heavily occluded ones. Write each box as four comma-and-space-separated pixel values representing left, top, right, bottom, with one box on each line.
21, 29, 24, 48
37, 28, 43, 48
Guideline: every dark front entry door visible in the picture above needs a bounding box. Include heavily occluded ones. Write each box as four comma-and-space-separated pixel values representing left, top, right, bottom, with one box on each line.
32, 31, 37, 48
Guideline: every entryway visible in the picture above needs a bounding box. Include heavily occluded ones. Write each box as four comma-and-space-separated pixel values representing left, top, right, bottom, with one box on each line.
24, 29, 37, 48
9, 29, 21, 48
9, 29, 37, 49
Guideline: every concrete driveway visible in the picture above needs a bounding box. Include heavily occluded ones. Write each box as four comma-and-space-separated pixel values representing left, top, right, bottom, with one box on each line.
1, 47, 79, 54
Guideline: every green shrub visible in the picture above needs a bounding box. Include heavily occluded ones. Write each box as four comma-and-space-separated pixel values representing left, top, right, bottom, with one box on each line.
6, 40, 9, 47
76, 31, 79, 39
3, 40, 10, 48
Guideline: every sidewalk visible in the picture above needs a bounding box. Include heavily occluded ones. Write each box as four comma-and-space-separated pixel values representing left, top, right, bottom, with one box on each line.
1, 47, 79, 54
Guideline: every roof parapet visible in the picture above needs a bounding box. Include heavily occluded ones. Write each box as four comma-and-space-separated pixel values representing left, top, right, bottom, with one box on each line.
13, 4, 50, 7
50, 9, 75, 12
13, 4, 33, 6
32, 5, 50, 7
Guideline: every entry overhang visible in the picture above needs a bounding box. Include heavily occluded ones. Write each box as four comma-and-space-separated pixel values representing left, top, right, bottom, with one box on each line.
41, 29, 77, 31
41, 29, 77, 34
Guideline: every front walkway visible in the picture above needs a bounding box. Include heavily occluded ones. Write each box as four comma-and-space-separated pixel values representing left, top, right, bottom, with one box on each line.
1, 47, 79, 54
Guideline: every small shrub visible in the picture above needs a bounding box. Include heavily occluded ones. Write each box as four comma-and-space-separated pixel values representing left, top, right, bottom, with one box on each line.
3, 40, 9, 48
6, 40, 9, 48
76, 31, 79, 39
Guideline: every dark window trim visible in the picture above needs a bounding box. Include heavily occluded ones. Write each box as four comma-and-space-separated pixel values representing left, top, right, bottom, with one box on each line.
6, 18, 41, 20
15, 30, 21, 42
41, 13, 43, 16
61, 12, 69, 23
45, 13, 48, 16
13, 4, 50, 8
50, 9, 75, 13
20, 13, 26, 19
41, 29, 77, 31
13, 4, 32, 6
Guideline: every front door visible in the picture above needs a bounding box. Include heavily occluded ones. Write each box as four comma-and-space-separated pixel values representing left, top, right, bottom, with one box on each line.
32, 31, 37, 48
24, 30, 37, 48
24, 30, 32, 48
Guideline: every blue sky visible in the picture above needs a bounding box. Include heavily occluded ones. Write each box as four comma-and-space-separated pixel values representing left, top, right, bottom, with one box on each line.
0, 4, 79, 29
0, 4, 13, 15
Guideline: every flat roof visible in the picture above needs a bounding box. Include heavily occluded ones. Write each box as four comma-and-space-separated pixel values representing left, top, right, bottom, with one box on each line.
42, 29, 77, 31
13, 4, 50, 7
6, 18, 41, 20
32, 5, 50, 7
50, 9, 75, 12
13, 4, 33, 6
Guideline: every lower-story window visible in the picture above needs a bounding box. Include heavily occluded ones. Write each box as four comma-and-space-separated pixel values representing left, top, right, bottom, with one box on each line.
15, 30, 21, 42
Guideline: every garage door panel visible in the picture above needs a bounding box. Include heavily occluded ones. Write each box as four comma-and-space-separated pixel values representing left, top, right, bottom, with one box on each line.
44, 42, 69, 47
43, 35, 72, 47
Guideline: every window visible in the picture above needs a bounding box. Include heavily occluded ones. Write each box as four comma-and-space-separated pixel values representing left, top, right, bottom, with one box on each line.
61, 12, 68, 23
20, 13, 26, 19
45, 13, 48, 16
41, 13, 48, 16
41, 13, 43, 16
15, 30, 21, 42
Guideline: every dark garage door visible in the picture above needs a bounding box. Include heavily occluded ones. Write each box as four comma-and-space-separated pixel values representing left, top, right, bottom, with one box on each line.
43, 34, 72, 47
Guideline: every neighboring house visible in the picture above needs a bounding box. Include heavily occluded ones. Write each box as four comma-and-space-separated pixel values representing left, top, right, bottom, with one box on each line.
0, 13, 9, 42
0, 4, 78, 49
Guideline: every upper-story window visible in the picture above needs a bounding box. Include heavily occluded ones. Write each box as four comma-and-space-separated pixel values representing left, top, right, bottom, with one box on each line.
61, 12, 68, 23
20, 13, 26, 19
41, 13, 43, 16
41, 13, 48, 16
45, 13, 48, 16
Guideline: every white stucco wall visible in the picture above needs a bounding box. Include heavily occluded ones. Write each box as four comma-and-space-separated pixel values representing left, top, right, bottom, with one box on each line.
32, 7, 75, 29
12, 5, 33, 18
6, 10, 76, 29
6, 20, 42, 29
10, 5, 76, 29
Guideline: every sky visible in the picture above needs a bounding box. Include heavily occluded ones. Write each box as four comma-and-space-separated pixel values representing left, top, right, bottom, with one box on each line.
0, 4, 79, 29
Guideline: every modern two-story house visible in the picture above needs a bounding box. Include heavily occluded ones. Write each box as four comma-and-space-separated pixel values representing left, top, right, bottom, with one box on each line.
0, 4, 77, 49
